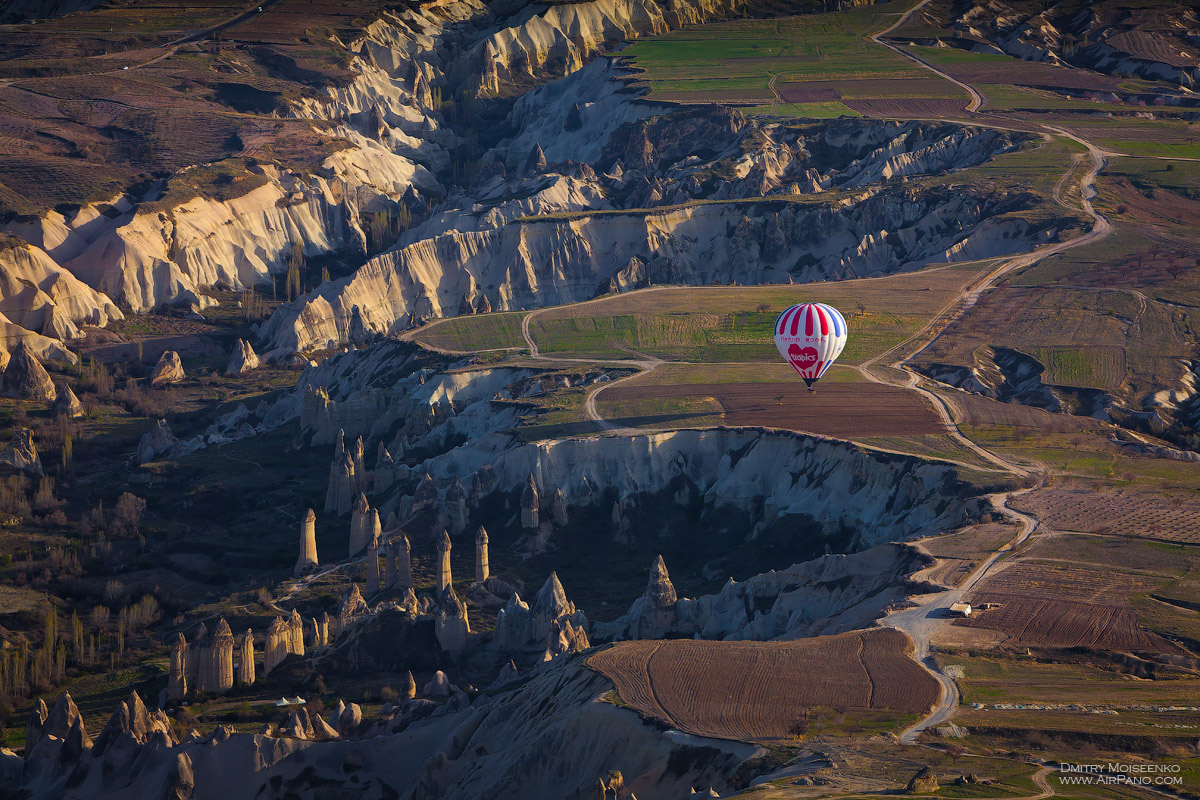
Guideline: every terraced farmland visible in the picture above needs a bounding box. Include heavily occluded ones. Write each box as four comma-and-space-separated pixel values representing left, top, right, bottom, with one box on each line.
589, 629, 938, 742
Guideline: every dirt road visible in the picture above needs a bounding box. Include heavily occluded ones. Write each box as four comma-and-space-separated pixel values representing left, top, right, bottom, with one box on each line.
861, 0, 1118, 746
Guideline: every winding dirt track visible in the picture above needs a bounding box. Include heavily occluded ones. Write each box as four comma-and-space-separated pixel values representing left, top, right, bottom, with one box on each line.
860, 0, 1120, 746
869, 0, 985, 113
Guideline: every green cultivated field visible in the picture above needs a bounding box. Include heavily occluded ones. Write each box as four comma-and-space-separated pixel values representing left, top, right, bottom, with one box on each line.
1106, 157, 1200, 202
1031, 346, 1126, 390
412, 311, 526, 352
527, 307, 923, 363
527, 264, 987, 364
945, 652, 1200, 707
619, 0, 958, 112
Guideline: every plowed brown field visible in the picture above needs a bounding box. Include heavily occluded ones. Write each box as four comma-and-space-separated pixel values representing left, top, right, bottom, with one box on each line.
598, 381, 945, 437
957, 561, 1187, 654
1012, 485, 1200, 544
588, 629, 938, 742
843, 98, 971, 117
934, 60, 1124, 91
776, 77, 961, 103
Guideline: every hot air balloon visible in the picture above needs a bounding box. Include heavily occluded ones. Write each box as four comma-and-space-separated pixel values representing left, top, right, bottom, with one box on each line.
773, 302, 847, 391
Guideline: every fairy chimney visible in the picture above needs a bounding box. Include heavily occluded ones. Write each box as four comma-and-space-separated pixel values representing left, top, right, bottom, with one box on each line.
318, 613, 331, 647
446, 478, 468, 534
263, 618, 289, 675
295, 509, 318, 575
237, 630, 255, 686
369, 509, 381, 548
348, 493, 370, 556
413, 473, 438, 513
168, 633, 187, 699
636, 555, 679, 639
325, 451, 356, 516
437, 530, 452, 593
338, 583, 368, 624
520, 474, 540, 529
226, 339, 259, 375
323, 431, 346, 512
51, 384, 83, 418
211, 619, 235, 693
374, 447, 395, 493
188, 623, 209, 692
389, 533, 412, 590
475, 526, 489, 583
288, 609, 305, 656
531, 572, 587, 643
550, 488, 568, 527
352, 436, 366, 492
435, 585, 470, 654
150, 350, 185, 386
495, 592, 531, 651
2, 342, 55, 401
366, 537, 381, 595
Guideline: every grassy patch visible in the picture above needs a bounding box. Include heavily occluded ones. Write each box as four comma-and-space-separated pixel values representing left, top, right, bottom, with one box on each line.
1030, 346, 1126, 390
593, 392, 727, 430
409, 312, 527, 353
855, 433, 997, 468
943, 651, 1200, 708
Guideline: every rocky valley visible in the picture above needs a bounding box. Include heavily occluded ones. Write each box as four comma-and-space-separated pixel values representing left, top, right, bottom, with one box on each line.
1, 0, 1199, 797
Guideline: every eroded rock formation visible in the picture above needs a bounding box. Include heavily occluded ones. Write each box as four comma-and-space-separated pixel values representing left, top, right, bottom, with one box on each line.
434, 529, 454, 593
0, 428, 42, 476
418, 429, 978, 550
521, 474, 540, 529
51, 383, 82, 418
596, 544, 930, 641
1, 342, 55, 401
434, 585, 471, 654
475, 526, 489, 583
296, 509, 319, 575
226, 339, 260, 375
150, 350, 185, 386
349, 493, 372, 555
13, 656, 747, 800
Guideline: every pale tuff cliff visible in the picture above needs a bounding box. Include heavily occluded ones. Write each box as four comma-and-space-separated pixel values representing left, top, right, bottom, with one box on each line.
4, 158, 434, 316
0, 237, 116, 361
263, 182, 1054, 354
407, 428, 979, 547
292, 340, 608, 466
458, 0, 752, 96
0, 0, 755, 325
0, 237, 121, 339
596, 545, 932, 641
